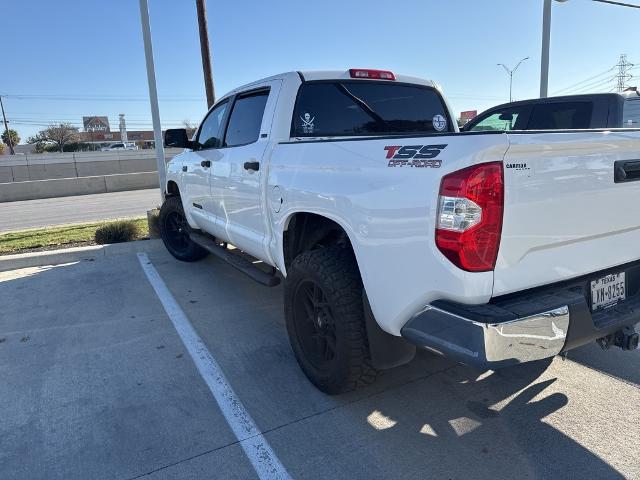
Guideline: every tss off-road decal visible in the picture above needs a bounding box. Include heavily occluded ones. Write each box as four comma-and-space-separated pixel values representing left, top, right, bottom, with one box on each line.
384, 144, 447, 168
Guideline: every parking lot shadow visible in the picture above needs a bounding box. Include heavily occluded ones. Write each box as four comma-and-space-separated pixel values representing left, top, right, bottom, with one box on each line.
565, 341, 640, 386
358, 358, 624, 479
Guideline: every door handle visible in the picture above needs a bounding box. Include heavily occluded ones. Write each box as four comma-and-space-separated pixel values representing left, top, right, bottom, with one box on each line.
614, 160, 640, 183
244, 161, 260, 171
182, 165, 188, 172
201, 160, 211, 168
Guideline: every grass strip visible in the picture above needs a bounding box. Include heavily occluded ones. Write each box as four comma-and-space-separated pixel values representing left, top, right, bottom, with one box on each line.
0, 218, 149, 255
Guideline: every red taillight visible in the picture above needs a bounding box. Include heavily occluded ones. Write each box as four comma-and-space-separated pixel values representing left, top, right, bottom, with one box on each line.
349, 69, 396, 80
435, 162, 504, 272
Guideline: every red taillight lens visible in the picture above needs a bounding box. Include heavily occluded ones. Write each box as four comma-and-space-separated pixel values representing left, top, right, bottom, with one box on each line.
435, 162, 504, 272
349, 69, 396, 80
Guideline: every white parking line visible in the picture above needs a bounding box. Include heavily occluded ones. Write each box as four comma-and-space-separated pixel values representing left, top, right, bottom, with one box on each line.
137, 253, 292, 480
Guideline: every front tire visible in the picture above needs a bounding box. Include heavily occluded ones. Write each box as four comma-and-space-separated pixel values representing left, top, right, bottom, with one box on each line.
159, 196, 208, 262
284, 247, 379, 394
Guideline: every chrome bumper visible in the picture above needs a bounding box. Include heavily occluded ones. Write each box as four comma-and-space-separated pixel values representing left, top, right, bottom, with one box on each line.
401, 304, 570, 369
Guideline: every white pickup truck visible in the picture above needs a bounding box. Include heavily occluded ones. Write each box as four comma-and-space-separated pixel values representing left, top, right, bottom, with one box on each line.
161, 69, 640, 394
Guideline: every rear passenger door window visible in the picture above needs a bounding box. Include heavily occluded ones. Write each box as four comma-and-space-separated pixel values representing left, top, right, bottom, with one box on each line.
527, 102, 593, 130
224, 90, 270, 147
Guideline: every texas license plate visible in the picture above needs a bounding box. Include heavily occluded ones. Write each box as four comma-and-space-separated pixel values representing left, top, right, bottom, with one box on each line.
591, 273, 626, 312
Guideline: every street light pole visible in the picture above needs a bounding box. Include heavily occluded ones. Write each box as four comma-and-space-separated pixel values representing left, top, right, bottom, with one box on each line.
498, 57, 529, 102
138, 0, 166, 201
541, 0, 570, 98
540, 0, 552, 98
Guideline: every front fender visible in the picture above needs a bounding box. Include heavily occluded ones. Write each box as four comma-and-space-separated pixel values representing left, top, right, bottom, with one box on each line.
165, 152, 199, 229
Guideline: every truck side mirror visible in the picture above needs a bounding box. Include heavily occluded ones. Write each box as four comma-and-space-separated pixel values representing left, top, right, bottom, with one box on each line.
164, 128, 192, 149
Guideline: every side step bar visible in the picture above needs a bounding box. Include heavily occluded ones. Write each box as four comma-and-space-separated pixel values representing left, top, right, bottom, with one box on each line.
189, 232, 281, 287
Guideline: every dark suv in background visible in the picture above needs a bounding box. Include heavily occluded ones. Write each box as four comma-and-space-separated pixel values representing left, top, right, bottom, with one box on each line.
462, 91, 640, 132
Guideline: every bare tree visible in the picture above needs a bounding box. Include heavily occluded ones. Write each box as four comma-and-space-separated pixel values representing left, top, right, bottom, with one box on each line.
28, 123, 80, 153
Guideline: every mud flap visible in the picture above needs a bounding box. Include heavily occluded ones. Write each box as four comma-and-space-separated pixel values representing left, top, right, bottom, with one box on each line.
363, 292, 416, 370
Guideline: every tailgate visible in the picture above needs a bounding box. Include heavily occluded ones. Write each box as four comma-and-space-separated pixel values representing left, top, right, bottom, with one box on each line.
493, 130, 640, 296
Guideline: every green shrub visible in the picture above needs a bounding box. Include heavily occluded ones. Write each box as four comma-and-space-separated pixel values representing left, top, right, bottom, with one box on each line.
146, 208, 161, 239
94, 220, 140, 245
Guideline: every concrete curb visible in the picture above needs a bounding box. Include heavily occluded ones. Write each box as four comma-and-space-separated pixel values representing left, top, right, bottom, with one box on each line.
0, 239, 165, 272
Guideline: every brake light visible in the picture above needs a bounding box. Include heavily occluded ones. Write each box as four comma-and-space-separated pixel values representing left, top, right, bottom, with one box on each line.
349, 69, 396, 80
435, 162, 504, 272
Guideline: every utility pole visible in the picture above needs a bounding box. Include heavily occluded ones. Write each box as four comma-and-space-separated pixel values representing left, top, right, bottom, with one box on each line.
614, 54, 634, 92
540, 0, 553, 98
498, 57, 529, 102
0, 95, 15, 155
540, 0, 570, 98
138, 0, 166, 200
196, 0, 215, 108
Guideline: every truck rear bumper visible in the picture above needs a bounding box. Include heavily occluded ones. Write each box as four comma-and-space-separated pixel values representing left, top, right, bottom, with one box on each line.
401, 304, 570, 369
401, 260, 640, 369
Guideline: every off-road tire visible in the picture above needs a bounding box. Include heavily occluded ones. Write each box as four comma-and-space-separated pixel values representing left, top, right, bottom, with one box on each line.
285, 247, 379, 394
159, 196, 208, 262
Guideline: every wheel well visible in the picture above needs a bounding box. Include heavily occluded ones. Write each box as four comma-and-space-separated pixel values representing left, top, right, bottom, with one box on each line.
166, 180, 180, 197
283, 213, 352, 270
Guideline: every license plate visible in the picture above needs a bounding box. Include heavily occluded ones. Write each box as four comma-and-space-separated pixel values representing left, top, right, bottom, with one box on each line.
591, 273, 626, 312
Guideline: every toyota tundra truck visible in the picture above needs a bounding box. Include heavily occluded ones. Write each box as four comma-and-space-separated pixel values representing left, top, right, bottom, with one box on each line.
160, 69, 640, 394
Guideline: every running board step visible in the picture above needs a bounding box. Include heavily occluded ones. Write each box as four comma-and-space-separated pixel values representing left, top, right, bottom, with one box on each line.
189, 232, 281, 287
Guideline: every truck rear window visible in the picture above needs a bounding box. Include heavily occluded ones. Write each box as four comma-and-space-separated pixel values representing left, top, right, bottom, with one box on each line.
292, 81, 451, 137
623, 98, 640, 128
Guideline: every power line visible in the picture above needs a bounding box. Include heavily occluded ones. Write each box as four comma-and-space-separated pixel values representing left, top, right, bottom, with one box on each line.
551, 54, 636, 96
552, 66, 617, 95
569, 75, 617, 94
2, 94, 205, 102
593, 0, 640, 8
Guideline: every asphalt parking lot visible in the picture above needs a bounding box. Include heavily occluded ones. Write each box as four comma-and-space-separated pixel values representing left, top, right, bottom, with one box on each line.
1, 247, 639, 480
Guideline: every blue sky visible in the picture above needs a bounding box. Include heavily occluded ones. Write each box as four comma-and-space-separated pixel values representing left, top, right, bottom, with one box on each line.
2, 0, 639, 142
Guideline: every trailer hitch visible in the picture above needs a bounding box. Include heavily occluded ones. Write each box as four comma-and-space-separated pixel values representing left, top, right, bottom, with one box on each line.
597, 326, 640, 351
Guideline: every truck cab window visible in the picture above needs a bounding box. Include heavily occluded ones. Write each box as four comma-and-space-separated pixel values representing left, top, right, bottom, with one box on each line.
292, 81, 451, 137
197, 100, 229, 149
527, 102, 592, 130
224, 90, 270, 147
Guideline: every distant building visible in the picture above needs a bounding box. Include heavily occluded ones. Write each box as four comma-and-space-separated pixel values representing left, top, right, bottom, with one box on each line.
79, 114, 184, 148
83, 116, 110, 133
78, 129, 160, 148
460, 110, 478, 124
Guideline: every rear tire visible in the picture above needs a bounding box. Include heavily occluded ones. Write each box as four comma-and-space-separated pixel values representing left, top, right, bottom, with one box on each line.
284, 247, 379, 394
159, 196, 208, 262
